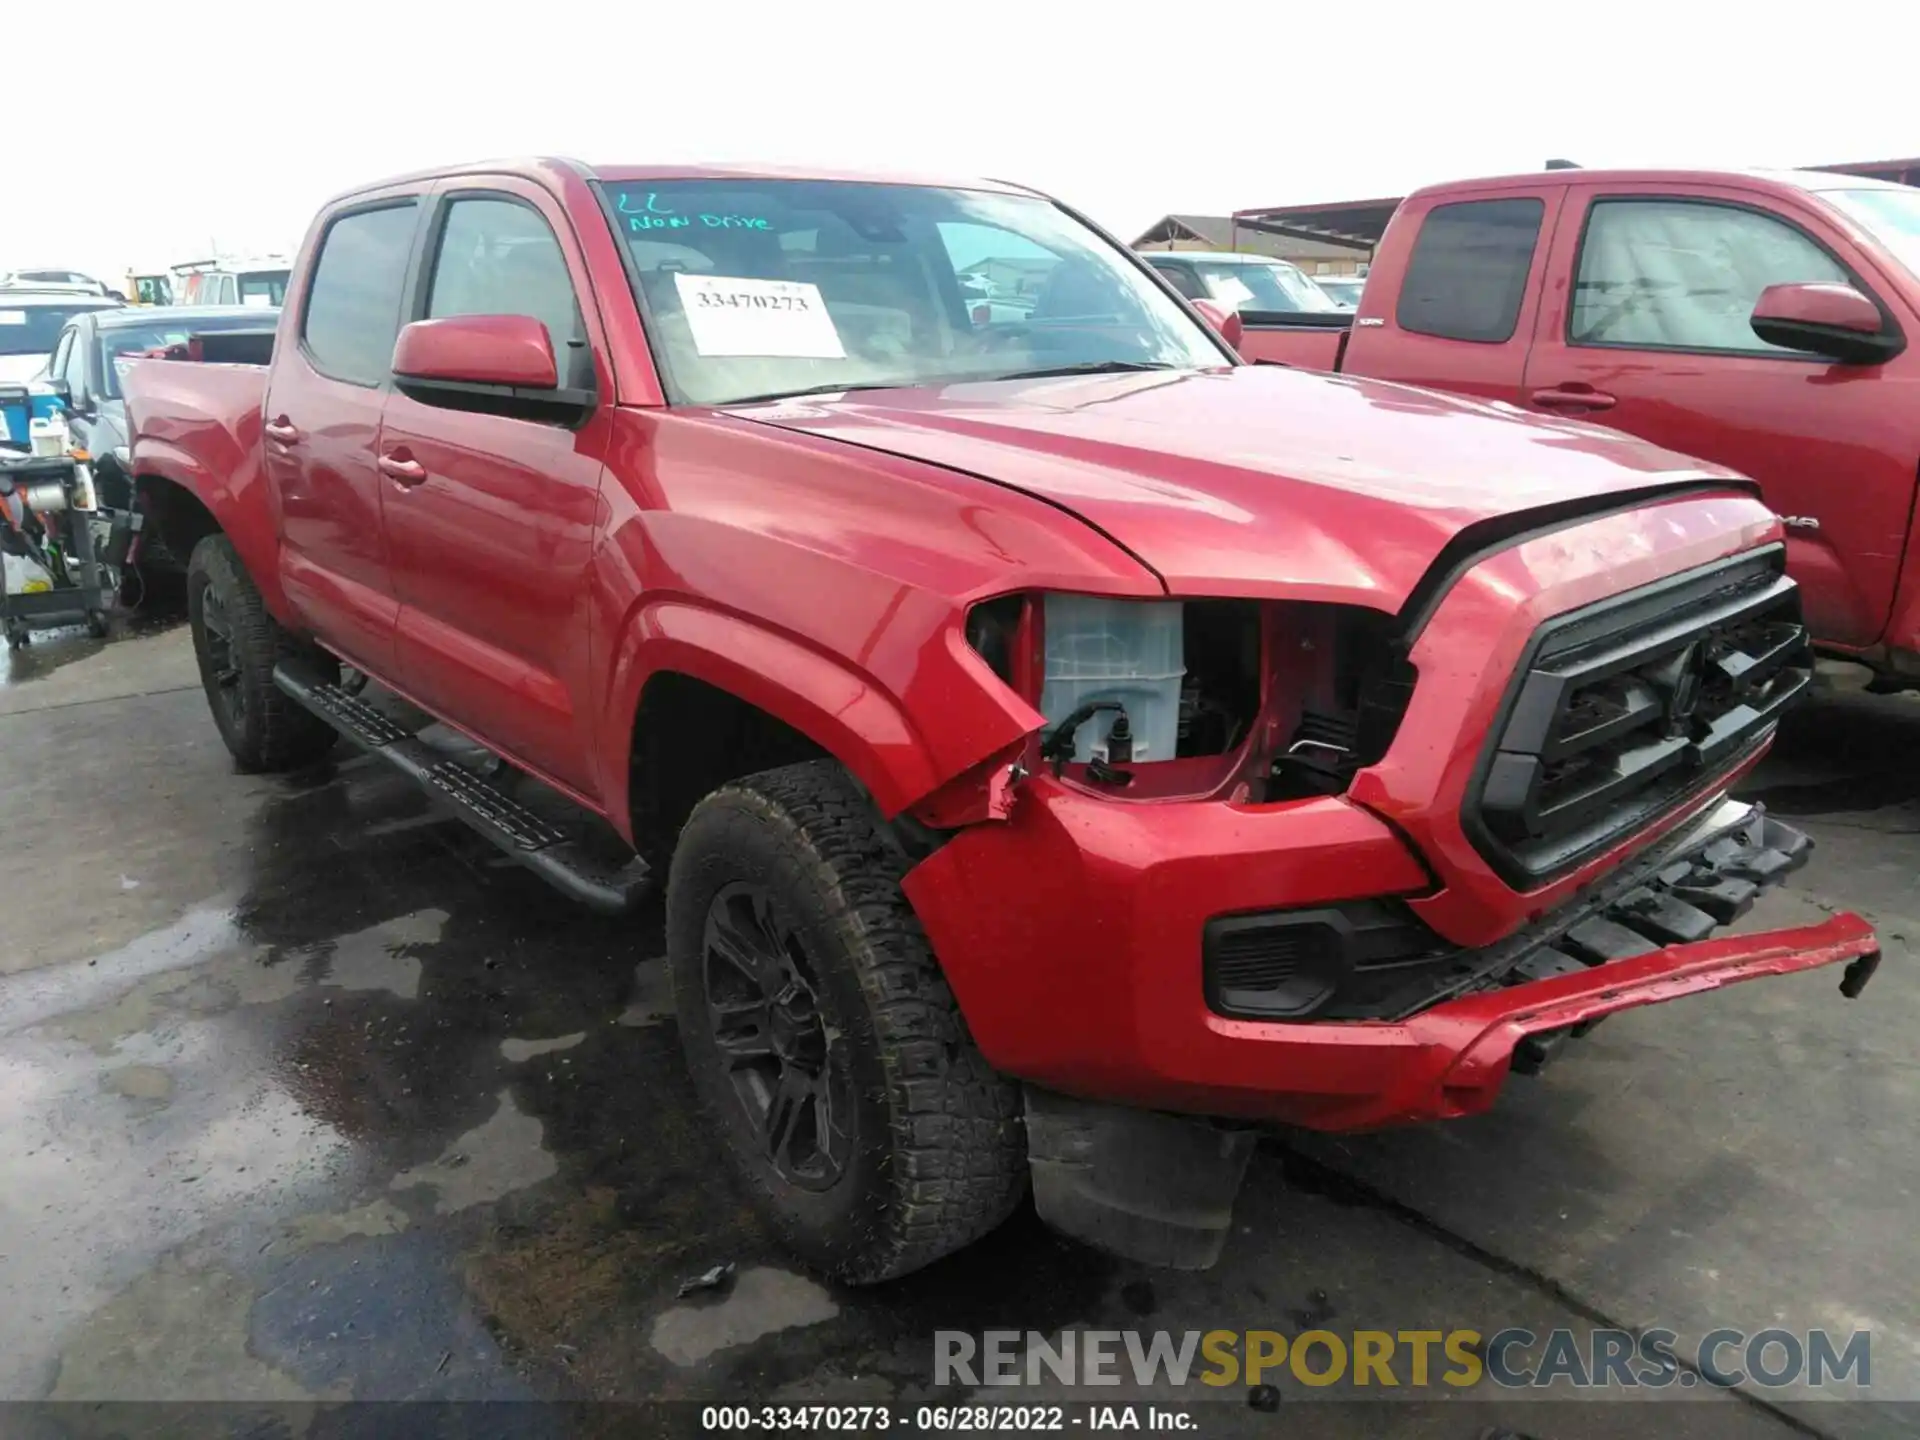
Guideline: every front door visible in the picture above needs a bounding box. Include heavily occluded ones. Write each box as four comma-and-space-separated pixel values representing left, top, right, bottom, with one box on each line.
263, 196, 425, 673
1522, 183, 1920, 647
377, 180, 610, 795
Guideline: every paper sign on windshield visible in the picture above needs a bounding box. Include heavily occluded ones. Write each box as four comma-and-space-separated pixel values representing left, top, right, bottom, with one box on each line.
1208, 275, 1254, 309
0, 311, 25, 326
675, 274, 845, 359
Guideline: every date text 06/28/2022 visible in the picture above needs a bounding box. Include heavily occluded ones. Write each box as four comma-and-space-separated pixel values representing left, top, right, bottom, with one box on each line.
701, 1405, 1190, 1431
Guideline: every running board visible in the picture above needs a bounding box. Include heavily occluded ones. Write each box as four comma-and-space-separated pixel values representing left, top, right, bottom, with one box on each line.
273, 661, 650, 915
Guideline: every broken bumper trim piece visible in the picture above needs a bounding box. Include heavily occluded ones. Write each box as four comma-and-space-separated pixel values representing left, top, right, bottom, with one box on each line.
1382, 909, 1878, 1129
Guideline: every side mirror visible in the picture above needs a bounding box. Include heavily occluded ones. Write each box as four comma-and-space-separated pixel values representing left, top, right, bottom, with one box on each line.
392, 314, 560, 389
1191, 298, 1244, 352
1750, 282, 1904, 365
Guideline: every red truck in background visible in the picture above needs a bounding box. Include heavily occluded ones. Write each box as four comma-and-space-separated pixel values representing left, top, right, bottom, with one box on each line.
122, 159, 1878, 1282
1231, 168, 1920, 687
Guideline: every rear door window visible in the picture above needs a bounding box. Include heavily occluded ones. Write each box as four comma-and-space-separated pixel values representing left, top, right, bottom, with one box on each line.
301, 203, 420, 386
1396, 198, 1545, 343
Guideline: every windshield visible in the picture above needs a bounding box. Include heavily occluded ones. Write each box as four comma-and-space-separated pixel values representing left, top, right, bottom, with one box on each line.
0, 303, 112, 357
1822, 188, 1920, 281
1191, 259, 1343, 315
604, 180, 1225, 406
1316, 277, 1364, 305
239, 270, 289, 307
97, 313, 279, 398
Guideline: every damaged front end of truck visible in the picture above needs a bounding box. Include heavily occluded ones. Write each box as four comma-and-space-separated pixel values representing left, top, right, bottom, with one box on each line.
898, 513, 1880, 1270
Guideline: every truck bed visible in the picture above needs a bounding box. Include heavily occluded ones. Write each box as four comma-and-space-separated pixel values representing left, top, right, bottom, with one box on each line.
123, 356, 268, 451
1235, 312, 1352, 370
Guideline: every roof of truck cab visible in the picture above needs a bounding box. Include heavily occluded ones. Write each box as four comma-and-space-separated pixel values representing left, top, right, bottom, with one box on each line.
329, 157, 1045, 204
1400, 167, 1916, 198
94, 304, 277, 327
0, 289, 121, 309
589, 161, 1044, 196
1232, 168, 1915, 250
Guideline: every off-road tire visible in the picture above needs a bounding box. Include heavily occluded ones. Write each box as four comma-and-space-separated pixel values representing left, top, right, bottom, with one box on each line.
667, 760, 1026, 1283
187, 534, 338, 772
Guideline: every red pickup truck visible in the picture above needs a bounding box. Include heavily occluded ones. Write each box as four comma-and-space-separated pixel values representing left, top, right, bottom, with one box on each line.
123, 159, 1878, 1281
1233, 168, 1920, 686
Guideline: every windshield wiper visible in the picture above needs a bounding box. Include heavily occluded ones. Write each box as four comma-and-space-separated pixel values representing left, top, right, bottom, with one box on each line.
993, 360, 1184, 381
725, 379, 915, 406
723, 360, 1183, 407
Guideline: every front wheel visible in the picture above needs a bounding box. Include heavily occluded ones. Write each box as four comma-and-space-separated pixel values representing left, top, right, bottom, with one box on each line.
667, 760, 1026, 1283
187, 535, 338, 772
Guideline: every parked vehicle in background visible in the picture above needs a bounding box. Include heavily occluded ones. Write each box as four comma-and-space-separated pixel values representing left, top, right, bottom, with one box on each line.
2, 269, 118, 298
1313, 273, 1365, 308
124, 271, 174, 306
170, 256, 293, 307
122, 158, 1876, 1283
0, 290, 123, 384
1229, 167, 1920, 690
40, 306, 279, 552
1142, 250, 1346, 316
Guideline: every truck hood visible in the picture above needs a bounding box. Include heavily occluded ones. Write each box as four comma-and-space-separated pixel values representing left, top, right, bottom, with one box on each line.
734, 365, 1750, 607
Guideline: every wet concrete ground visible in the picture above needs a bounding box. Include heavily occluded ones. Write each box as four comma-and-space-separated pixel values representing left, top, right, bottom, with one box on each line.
2, 620, 1915, 1438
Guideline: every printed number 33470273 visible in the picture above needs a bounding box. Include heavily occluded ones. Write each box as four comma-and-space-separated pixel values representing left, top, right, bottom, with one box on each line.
695, 290, 812, 312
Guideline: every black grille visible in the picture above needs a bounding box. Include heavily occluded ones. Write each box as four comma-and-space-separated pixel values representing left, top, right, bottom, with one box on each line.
1469, 545, 1809, 888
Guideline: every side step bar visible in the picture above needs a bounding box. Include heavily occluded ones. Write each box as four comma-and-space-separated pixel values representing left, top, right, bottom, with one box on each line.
274, 661, 650, 915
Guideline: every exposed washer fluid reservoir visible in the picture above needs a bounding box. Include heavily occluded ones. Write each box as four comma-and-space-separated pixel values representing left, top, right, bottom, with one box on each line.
1039, 595, 1184, 763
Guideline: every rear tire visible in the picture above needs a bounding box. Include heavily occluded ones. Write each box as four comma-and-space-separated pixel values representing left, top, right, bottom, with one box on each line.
667, 760, 1026, 1283
187, 534, 338, 772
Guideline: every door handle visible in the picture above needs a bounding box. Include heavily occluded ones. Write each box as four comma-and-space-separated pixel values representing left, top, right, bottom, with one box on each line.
264, 417, 300, 444
377, 451, 428, 486
1529, 385, 1617, 412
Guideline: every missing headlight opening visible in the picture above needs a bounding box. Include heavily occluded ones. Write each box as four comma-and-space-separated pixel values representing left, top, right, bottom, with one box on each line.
964, 595, 1414, 797
1264, 605, 1417, 802
1026, 597, 1269, 772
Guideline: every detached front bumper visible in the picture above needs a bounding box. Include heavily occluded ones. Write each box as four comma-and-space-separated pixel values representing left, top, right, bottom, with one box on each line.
1375, 905, 1876, 1129
905, 782, 1880, 1131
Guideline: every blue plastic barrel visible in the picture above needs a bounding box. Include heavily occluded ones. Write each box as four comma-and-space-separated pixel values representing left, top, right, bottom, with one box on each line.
0, 386, 29, 451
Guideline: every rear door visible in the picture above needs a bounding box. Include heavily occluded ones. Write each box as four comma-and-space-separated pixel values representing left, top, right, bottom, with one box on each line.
376, 178, 611, 794
263, 192, 425, 673
1345, 185, 1566, 400
1521, 182, 1920, 646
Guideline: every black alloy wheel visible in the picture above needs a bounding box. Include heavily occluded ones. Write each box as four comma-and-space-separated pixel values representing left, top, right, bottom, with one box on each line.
701, 880, 854, 1191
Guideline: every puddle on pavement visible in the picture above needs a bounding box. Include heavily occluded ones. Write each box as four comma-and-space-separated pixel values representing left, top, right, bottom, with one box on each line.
12, 717, 1130, 1408
103, 1063, 174, 1105
0, 609, 185, 688
390, 1090, 558, 1214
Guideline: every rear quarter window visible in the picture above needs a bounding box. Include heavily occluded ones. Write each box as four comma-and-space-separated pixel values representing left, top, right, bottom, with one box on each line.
1395, 197, 1545, 344
301, 203, 420, 386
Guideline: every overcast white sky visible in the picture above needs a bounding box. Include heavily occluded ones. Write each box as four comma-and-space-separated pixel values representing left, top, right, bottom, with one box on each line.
11, 0, 1920, 284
